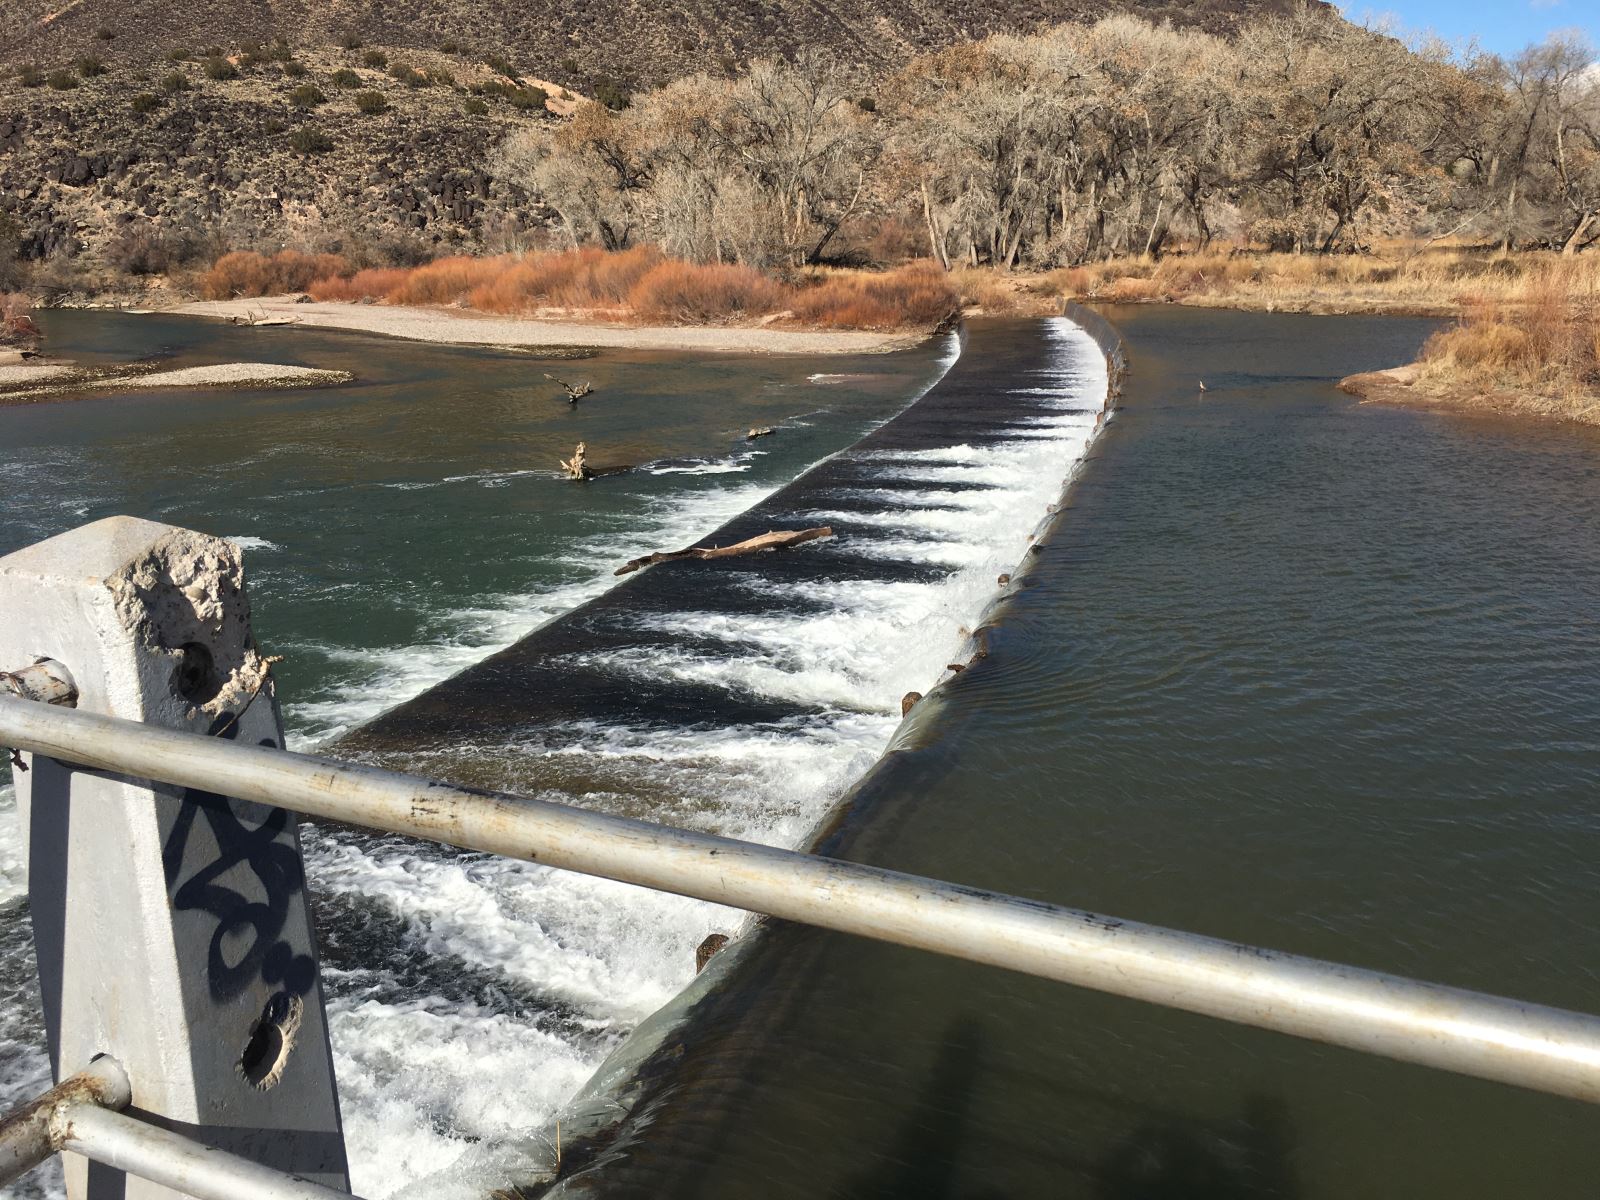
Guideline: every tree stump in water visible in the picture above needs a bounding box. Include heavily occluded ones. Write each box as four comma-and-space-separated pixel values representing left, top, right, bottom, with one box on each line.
559, 442, 592, 480
614, 526, 833, 575
746, 426, 775, 440
544, 373, 593, 403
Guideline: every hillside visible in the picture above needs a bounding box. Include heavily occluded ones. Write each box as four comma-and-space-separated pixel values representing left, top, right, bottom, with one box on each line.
0, 0, 1340, 296
2, 0, 1331, 95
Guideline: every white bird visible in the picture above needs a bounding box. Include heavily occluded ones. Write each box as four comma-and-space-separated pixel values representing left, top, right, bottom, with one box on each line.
1198, 380, 1207, 392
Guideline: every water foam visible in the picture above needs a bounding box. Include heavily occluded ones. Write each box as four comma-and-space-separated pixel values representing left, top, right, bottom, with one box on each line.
0, 325, 1120, 1200
372, 319, 1107, 1196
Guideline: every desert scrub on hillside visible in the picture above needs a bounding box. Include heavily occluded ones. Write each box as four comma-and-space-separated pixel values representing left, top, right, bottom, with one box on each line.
203, 56, 237, 81
290, 127, 334, 154
130, 93, 160, 113
16, 65, 43, 87
159, 70, 190, 93
46, 70, 77, 90
355, 91, 389, 114
290, 84, 326, 107
330, 69, 361, 89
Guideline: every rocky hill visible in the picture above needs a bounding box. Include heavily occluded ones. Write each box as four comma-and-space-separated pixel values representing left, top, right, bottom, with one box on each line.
3, 0, 1331, 98
0, 0, 1333, 293
0, 46, 562, 292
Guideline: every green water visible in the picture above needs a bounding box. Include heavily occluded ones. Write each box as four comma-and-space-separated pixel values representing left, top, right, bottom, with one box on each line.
0, 310, 957, 1198
3, 311, 954, 744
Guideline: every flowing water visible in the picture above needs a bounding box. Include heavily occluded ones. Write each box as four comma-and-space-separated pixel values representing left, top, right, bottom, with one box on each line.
4, 305, 1595, 1200
536, 306, 1600, 1200
0, 311, 965, 1197
0, 312, 1107, 1200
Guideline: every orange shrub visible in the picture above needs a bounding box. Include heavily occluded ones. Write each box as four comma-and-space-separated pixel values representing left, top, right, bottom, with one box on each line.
466, 246, 667, 311
626, 261, 788, 324
0, 293, 40, 346
306, 267, 411, 301
200, 250, 349, 299
790, 263, 961, 330
384, 255, 511, 305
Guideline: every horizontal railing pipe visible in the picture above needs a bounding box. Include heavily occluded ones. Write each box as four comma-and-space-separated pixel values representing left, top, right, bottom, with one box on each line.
6, 696, 1600, 1105
54, 1107, 358, 1200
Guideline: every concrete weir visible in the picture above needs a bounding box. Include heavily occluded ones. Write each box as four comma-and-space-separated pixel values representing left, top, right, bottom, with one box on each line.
332, 315, 1119, 1192
337, 317, 1113, 769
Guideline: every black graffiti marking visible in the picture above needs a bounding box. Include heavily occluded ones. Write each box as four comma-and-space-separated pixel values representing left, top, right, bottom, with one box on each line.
161, 718, 316, 1002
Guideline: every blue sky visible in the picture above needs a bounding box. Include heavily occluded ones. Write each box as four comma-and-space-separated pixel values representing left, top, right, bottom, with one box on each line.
1341, 1, 1599, 57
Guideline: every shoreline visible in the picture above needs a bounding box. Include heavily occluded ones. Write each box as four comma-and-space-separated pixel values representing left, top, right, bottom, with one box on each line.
1339, 364, 1600, 427
167, 297, 926, 355
0, 358, 356, 406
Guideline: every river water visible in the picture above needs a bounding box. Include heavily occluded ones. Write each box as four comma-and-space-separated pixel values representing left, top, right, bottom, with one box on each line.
2, 306, 1596, 1200
538, 306, 1600, 1200
0, 311, 960, 1197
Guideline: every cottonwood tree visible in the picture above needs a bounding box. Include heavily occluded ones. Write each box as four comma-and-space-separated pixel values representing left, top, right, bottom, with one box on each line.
1234, 14, 1441, 252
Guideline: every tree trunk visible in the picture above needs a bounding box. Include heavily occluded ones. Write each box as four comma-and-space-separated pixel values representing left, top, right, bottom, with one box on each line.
1561, 210, 1598, 256
615, 527, 834, 576
921, 181, 950, 270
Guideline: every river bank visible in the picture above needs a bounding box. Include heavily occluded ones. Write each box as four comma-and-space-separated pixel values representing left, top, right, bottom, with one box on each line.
169, 297, 924, 355
1335, 364, 1600, 426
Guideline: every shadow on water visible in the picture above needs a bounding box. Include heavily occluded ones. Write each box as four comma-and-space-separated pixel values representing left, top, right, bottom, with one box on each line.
1094, 1096, 1298, 1200
833, 1018, 987, 1200
827, 1011, 1302, 1200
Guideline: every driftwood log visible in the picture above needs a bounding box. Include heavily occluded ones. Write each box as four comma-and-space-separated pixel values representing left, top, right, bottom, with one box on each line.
558, 442, 592, 480
746, 426, 775, 440
615, 526, 832, 576
544, 373, 593, 402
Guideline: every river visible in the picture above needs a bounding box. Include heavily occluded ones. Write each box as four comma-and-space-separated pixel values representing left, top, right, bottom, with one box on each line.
2, 306, 1597, 1199
531, 306, 1600, 1200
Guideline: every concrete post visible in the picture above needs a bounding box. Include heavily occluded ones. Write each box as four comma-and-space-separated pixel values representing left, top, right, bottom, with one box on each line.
0, 517, 349, 1198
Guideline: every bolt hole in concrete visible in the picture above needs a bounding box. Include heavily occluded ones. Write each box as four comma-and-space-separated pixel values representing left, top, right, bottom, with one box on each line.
170, 641, 223, 705
238, 992, 302, 1090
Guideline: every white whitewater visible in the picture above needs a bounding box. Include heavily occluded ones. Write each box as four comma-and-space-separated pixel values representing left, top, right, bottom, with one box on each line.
0, 321, 1109, 1200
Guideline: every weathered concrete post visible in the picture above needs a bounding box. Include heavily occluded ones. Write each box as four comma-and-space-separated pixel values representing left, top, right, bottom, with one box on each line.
0, 517, 349, 1198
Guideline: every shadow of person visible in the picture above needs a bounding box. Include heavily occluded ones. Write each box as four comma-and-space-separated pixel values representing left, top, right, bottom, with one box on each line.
833, 1016, 985, 1200
1096, 1093, 1299, 1200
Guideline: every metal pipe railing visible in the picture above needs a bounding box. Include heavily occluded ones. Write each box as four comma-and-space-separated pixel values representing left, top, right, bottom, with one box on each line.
0, 1057, 130, 1187
5, 695, 1600, 1106
0, 1054, 361, 1200
55, 1107, 357, 1200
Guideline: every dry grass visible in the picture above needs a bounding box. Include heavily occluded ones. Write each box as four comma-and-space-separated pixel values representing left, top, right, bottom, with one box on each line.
0, 293, 40, 347
1031, 243, 1587, 316
1415, 259, 1600, 424
287, 249, 956, 331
